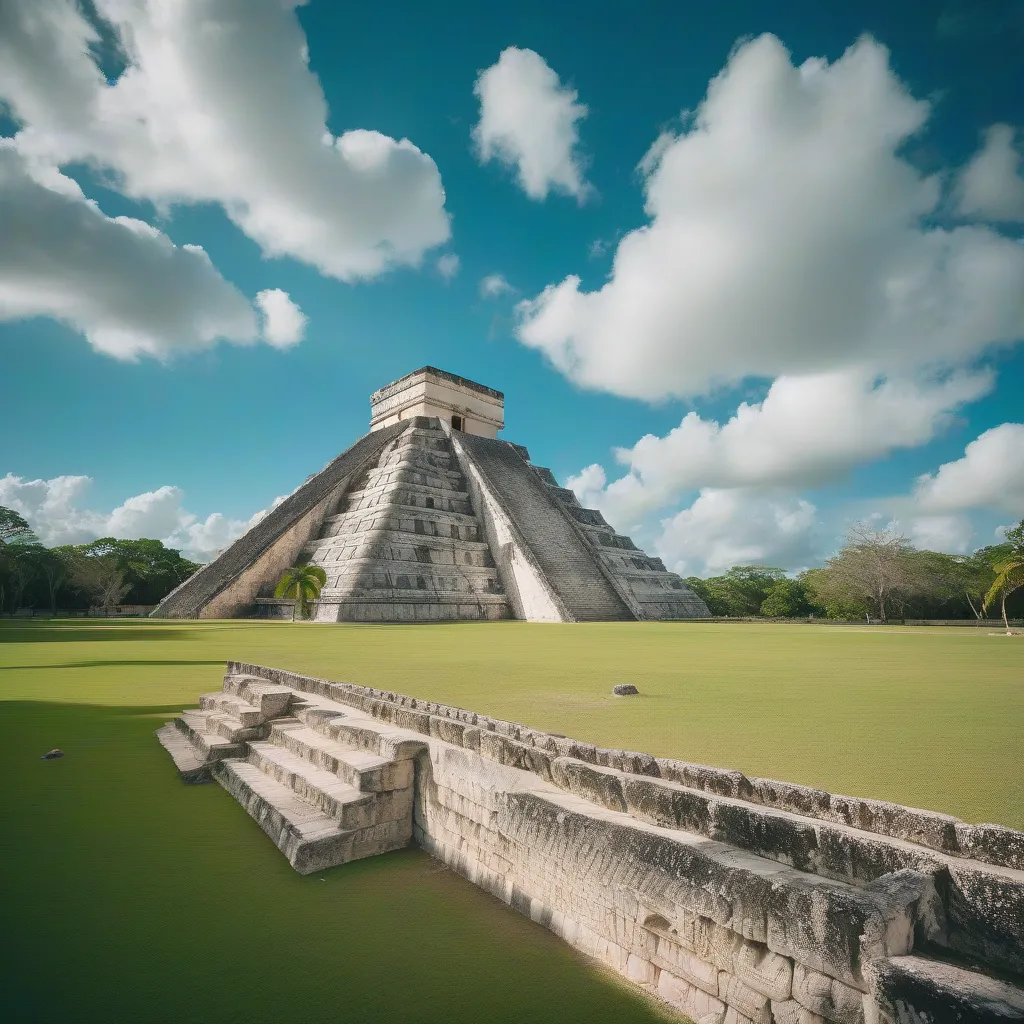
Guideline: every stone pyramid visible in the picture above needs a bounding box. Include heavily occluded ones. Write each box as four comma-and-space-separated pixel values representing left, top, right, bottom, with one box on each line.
153, 367, 709, 621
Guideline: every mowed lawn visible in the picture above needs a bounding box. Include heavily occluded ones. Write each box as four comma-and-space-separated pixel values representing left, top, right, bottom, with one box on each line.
1, 619, 1021, 1023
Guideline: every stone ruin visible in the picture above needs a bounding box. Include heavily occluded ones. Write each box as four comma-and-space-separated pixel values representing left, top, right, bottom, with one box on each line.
151, 367, 709, 621
159, 662, 1024, 1024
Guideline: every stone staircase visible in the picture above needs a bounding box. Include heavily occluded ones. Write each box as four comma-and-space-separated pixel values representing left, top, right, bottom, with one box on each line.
256, 418, 512, 622
156, 671, 425, 873
526, 463, 710, 620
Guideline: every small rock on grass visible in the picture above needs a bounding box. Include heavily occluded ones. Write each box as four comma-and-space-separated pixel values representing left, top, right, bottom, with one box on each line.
41, 748, 64, 760
612, 684, 639, 696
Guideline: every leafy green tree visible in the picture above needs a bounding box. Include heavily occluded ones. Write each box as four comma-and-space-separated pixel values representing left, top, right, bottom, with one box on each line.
760, 578, 815, 618
36, 545, 75, 613
684, 566, 786, 616
275, 564, 327, 620
0, 506, 34, 546
984, 520, 1024, 634
809, 523, 940, 622
69, 551, 132, 614
74, 538, 200, 605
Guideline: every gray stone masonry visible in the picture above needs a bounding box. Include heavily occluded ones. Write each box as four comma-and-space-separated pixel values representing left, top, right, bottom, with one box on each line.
288, 421, 512, 622
527, 463, 710, 619
151, 422, 406, 618
454, 432, 636, 620
150, 411, 708, 621
159, 661, 1024, 1024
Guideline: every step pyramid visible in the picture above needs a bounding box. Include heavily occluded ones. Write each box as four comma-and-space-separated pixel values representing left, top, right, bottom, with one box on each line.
152, 368, 710, 622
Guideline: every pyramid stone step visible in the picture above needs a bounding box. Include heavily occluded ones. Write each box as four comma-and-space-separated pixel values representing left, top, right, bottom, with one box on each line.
198, 692, 263, 728
246, 741, 374, 828
212, 758, 356, 874
269, 720, 414, 792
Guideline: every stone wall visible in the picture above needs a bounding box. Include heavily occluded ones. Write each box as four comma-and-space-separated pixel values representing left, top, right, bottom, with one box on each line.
222, 662, 1024, 1023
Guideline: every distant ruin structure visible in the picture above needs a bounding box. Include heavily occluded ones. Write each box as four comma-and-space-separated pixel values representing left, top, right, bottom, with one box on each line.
159, 662, 1024, 1024
152, 367, 710, 622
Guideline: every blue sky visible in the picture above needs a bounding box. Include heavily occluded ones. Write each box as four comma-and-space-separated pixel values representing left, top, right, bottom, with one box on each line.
1, 0, 1023, 573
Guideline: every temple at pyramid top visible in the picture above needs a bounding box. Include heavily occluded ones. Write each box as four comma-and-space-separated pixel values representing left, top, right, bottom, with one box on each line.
152, 368, 709, 623
370, 366, 504, 438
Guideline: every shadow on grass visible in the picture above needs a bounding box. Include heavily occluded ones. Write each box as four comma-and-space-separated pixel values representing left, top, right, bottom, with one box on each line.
0, 660, 225, 671
0, 700, 670, 1024
0, 625, 187, 643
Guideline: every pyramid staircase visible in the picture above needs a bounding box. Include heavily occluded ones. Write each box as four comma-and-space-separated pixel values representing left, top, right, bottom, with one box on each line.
156, 671, 426, 873
257, 419, 511, 622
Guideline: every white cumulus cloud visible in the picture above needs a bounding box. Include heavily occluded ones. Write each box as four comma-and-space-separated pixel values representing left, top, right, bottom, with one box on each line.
515, 34, 1024, 400
437, 253, 460, 280
906, 514, 975, 554
0, 472, 283, 561
472, 47, 590, 202
567, 369, 991, 525
0, 0, 450, 281
479, 273, 514, 299
956, 124, 1024, 223
654, 489, 820, 578
255, 289, 307, 349
913, 423, 1024, 514
0, 143, 259, 359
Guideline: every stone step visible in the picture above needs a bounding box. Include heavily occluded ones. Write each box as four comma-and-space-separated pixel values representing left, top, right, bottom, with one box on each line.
343, 488, 473, 516
156, 722, 213, 783
171, 712, 246, 762
221, 675, 294, 718
322, 503, 481, 530
212, 758, 356, 874
190, 709, 265, 743
870, 954, 1024, 1022
269, 718, 415, 792
198, 692, 263, 728
245, 741, 374, 828
298, 707, 428, 764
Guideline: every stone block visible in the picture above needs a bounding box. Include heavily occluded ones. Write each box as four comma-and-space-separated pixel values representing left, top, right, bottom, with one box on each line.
551, 757, 627, 812
625, 954, 657, 985
708, 800, 820, 873
622, 775, 713, 833
945, 861, 1024, 977
695, 918, 745, 973
552, 736, 599, 763
749, 778, 832, 818
656, 758, 755, 800
826, 796, 960, 855
649, 935, 720, 995
658, 971, 726, 1019
792, 965, 865, 1024
733, 940, 793, 1000
770, 999, 827, 1024
719, 971, 772, 1024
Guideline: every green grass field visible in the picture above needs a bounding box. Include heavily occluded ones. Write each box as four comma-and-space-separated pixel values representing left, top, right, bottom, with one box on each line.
2, 618, 1022, 1022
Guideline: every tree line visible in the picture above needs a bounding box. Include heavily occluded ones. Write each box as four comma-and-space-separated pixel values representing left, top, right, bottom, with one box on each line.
2, 503, 1022, 625
0, 506, 201, 615
684, 519, 1024, 629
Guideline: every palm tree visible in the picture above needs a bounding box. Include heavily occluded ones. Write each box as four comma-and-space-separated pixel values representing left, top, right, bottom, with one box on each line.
274, 565, 327, 621
983, 520, 1024, 635
984, 558, 1024, 635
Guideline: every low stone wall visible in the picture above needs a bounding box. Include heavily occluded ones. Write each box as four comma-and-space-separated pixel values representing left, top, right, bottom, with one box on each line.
225, 662, 1024, 1023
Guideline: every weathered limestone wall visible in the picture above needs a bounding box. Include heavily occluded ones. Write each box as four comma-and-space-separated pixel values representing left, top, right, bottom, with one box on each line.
224, 662, 1024, 1024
